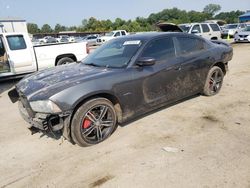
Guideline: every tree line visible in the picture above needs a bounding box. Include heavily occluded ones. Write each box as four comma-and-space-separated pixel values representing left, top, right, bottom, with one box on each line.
27, 4, 245, 34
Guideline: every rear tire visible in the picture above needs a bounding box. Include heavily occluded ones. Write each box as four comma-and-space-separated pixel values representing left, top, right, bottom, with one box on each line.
56, 57, 74, 65
203, 66, 224, 96
71, 98, 118, 147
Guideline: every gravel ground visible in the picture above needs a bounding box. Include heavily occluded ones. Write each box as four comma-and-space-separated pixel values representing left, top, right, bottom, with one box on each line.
0, 43, 250, 188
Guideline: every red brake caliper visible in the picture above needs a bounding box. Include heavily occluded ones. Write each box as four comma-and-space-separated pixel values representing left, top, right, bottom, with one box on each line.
82, 118, 92, 129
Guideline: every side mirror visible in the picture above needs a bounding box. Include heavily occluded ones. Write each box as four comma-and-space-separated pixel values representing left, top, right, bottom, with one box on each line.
191, 29, 199, 34
136, 57, 156, 67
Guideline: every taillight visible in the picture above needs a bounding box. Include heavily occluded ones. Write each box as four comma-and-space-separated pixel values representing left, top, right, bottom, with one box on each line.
86, 43, 90, 54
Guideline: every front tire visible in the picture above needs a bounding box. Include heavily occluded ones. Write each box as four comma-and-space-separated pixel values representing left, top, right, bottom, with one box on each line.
203, 66, 224, 96
71, 98, 118, 147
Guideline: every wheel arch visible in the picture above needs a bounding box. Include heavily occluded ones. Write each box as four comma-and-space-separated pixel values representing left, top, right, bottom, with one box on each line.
212, 62, 226, 75
71, 92, 123, 124
210, 37, 218, 40
55, 54, 77, 66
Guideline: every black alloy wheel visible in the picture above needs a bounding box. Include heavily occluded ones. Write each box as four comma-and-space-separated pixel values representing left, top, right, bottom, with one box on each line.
203, 66, 224, 96
71, 98, 117, 147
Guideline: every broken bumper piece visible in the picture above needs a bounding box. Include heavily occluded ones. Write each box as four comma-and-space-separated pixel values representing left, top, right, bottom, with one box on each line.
18, 101, 65, 132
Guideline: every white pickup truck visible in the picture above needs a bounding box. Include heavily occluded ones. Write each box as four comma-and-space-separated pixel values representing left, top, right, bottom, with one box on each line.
96, 30, 128, 45
0, 32, 88, 80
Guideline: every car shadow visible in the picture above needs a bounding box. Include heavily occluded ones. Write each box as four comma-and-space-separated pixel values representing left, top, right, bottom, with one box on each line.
119, 94, 200, 128
27, 94, 201, 144
0, 78, 21, 95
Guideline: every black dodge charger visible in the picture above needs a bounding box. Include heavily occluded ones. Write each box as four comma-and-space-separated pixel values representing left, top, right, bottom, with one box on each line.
9, 32, 233, 146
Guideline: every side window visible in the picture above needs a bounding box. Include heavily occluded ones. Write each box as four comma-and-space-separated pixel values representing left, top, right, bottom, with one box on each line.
176, 37, 206, 55
141, 37, 175, 62
121, 31, 126, 36
114, 32, 121, 37
6, 35, 27, 50
209, 24, 220, 31
201, 24, 210, 33
191, 24, 201, 33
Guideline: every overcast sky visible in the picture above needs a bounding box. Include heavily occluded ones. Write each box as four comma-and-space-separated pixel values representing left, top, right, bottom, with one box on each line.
0, 0, 249, 27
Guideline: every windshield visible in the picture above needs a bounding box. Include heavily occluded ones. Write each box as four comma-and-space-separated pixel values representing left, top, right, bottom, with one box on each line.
105, 32, 114, 36
179, 25, 190, 32
82, 38, 142, 68
243, 26, 250, 31
225, 24, 238, 29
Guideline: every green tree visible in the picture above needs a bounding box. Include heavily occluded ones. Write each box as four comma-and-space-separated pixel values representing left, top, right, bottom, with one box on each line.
215, 10, 244, 23
40, 24, 53, 33
203, 4, 221, 16
27, 23, 40, 34
54, 24, 67, 33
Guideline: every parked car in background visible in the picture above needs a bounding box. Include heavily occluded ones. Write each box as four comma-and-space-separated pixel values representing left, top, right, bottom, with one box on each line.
0, 32, 88, 80
83, 34, 99, 46
96, 30, 128, 45
179, 23, 221, 40
56, 35, 69, 43
234, 25, 250, 42
221, 23, 247, 38
178, 24, 191, 32
39, 36, 57, 44
9, 32, 233, 146
31, 37, 40, 45
74, 36, 84, 42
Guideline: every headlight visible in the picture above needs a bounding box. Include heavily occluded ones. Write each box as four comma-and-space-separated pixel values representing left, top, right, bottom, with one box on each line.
30, 100, 62, 113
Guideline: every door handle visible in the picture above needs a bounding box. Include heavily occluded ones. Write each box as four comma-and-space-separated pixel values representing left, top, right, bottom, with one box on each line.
166, 66, 181, 71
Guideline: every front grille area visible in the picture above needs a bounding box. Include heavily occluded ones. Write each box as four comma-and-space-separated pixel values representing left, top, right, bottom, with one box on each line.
97, 39, 101, 42
239, 35, 248, 38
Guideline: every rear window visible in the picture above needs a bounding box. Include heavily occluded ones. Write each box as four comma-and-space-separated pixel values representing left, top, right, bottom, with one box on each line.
176, 37, 206, 55
209, 24, 220, 31
201, 24, 210, 33
6, 35, 27, 50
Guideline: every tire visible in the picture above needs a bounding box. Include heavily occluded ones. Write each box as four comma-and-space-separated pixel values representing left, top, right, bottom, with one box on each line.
71, 98, 118, 147
56, 57, 74, 66
203, 66, 224, 96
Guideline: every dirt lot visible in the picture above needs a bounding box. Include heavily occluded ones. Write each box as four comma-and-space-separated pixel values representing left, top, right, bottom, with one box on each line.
1, 43, 250, 188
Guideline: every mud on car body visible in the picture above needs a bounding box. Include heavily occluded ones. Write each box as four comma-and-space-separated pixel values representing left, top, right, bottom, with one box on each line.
9, 32, 233, 147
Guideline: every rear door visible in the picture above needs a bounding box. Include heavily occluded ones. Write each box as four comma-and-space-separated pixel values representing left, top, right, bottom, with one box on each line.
174, 36, 212, 97
4, 34, 36, 74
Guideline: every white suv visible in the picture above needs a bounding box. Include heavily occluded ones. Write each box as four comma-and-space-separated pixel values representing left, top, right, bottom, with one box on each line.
179, 23, 222, 40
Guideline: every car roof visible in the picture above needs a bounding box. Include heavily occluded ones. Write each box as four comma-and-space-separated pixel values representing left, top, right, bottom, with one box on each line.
118, 32, 195, 41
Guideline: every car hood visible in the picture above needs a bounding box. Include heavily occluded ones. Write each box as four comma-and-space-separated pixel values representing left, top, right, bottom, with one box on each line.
16, 63, 111, 100
236, 31, 250, 35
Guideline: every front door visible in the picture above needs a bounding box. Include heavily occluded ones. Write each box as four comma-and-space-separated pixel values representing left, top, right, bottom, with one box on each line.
0, 36, 10, 74
134, 37, 183, 107
4, 34, 36, 74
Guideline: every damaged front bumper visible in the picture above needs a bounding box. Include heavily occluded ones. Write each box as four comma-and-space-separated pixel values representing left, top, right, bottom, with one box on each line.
18, 101, 65, 131
8, 88, 73, 141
